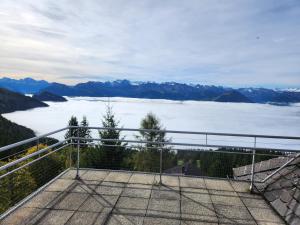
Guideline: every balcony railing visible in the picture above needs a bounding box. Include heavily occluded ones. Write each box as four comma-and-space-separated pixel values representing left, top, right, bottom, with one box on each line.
0, 126, 300, 218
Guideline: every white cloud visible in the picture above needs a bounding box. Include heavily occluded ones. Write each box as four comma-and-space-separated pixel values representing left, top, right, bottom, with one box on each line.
0, 0, 299, 87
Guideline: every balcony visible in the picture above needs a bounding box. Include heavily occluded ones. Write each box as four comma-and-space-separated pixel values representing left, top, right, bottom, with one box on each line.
1, 127, 299, 225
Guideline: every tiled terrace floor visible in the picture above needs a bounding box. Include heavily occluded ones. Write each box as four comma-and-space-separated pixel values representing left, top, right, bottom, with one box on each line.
1, 169, 285, 225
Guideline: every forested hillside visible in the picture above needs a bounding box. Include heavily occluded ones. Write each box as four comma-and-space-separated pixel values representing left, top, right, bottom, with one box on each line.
0, 115, 35, 148
32, 91, 67, 102
0, 88, 48, 114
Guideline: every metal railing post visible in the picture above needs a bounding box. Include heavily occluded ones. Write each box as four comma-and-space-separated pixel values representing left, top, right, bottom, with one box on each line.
76, 127, 80, 179
250, 137, 257, 192
159, 147, 163, 185
69, 138, 73, 168
37, 138, 40, 158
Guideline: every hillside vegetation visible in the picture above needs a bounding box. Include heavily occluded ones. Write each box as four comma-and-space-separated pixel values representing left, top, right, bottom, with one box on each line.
0, 88, 48, 114
0, 115, 35, 148
32, 91, 67, 102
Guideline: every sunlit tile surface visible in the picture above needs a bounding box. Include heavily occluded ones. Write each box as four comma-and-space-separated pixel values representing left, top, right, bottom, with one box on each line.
0, 169, 285, 225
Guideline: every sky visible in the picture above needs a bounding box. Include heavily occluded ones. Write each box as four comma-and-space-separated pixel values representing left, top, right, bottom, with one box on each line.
0, 0, 299, 88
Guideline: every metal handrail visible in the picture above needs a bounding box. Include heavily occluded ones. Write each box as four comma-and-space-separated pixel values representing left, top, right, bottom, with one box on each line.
70, 126, 300, 140
75, 137, 300, 152
0, 143, 70, 179
0, 126, 299, 193
0, 126, 299, 154
0, 127, 68, 153
0, 140, 68, 172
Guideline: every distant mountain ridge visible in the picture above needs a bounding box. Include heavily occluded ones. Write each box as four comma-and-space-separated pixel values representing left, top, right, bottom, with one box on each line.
214, 90, 253, 103
0, 77, 50, 94
32, 91, 67, 102
1, 77, 300, 104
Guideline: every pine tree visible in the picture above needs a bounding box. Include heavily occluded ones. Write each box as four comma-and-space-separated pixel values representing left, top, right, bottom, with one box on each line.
138, 112, 166, 148
82, 105, 126, 169
79, 116, 91, 147
133, 113, 174, 172
98, 105, 126, 169
65, 116, 79, 143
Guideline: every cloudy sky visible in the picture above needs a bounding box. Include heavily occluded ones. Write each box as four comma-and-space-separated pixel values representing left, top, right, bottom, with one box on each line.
0, 0, 299, 88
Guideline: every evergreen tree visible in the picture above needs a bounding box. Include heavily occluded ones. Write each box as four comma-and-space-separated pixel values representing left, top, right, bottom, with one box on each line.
133, 113, 174, 172
79, 116, 92, 147
138, 112, 166, 148
81, 105, 126, 169
65, 116, 79, 143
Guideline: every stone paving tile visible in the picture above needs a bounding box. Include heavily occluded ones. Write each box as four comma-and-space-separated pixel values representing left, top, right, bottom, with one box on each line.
230, 181, 251, 193
179, 176, 206, 189
143, 217, 181, 225
210, 194, 244, 206
80, 170, 109, 181
104, 171, 132, 183
181, 220, 218, 225
106, 214, 144, 225
23, 191, 61, 209
92, 208, 111, 225
151, 186, 180, 200
153, 184, 179, 192
128, 173, 155, 184
60, 169, 84, 180
218, 218, 257, 224
121, 183, 152, 198
248, 207, 284, 224
154, 175, 179, 186
147, 198, 180, 219
68, 181, 99, 194
1, 170, 287, 225
45, 179, 75, 192
181, 189, 212, 204
94, 181, 124, 195
241, 197, 271, 208
238, 192, 263, 199
78, 195, 118, 212
0, 207, 48, 225
65, 211, 98, 225
114, 197, 149, 215
34, 209, 74, 225
209, 189, 238, 196
204, 179, 234, 191
256, 221, 286, 225
214, 204, 253, 220
53, 192, 89, 210
181, 200, 217, 222
181, 187, 208, 193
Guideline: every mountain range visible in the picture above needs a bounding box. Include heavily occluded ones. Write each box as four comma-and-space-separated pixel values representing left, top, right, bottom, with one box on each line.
1, 77, 300, 104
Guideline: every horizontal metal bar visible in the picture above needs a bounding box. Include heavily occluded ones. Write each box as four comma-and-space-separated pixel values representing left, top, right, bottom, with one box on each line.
1, 125, 299, 155
69, 126, 300, 140
0, 127, 69, 153
0, 144, 70, 179
76, 142, 286, 157
74, 137, 300, 152
0, 140, 67, 172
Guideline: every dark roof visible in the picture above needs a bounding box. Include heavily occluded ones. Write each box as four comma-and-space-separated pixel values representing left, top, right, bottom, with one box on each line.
233, 155, 300, 225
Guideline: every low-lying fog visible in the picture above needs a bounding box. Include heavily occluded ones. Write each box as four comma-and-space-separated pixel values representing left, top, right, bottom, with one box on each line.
3, 97, 300, 150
